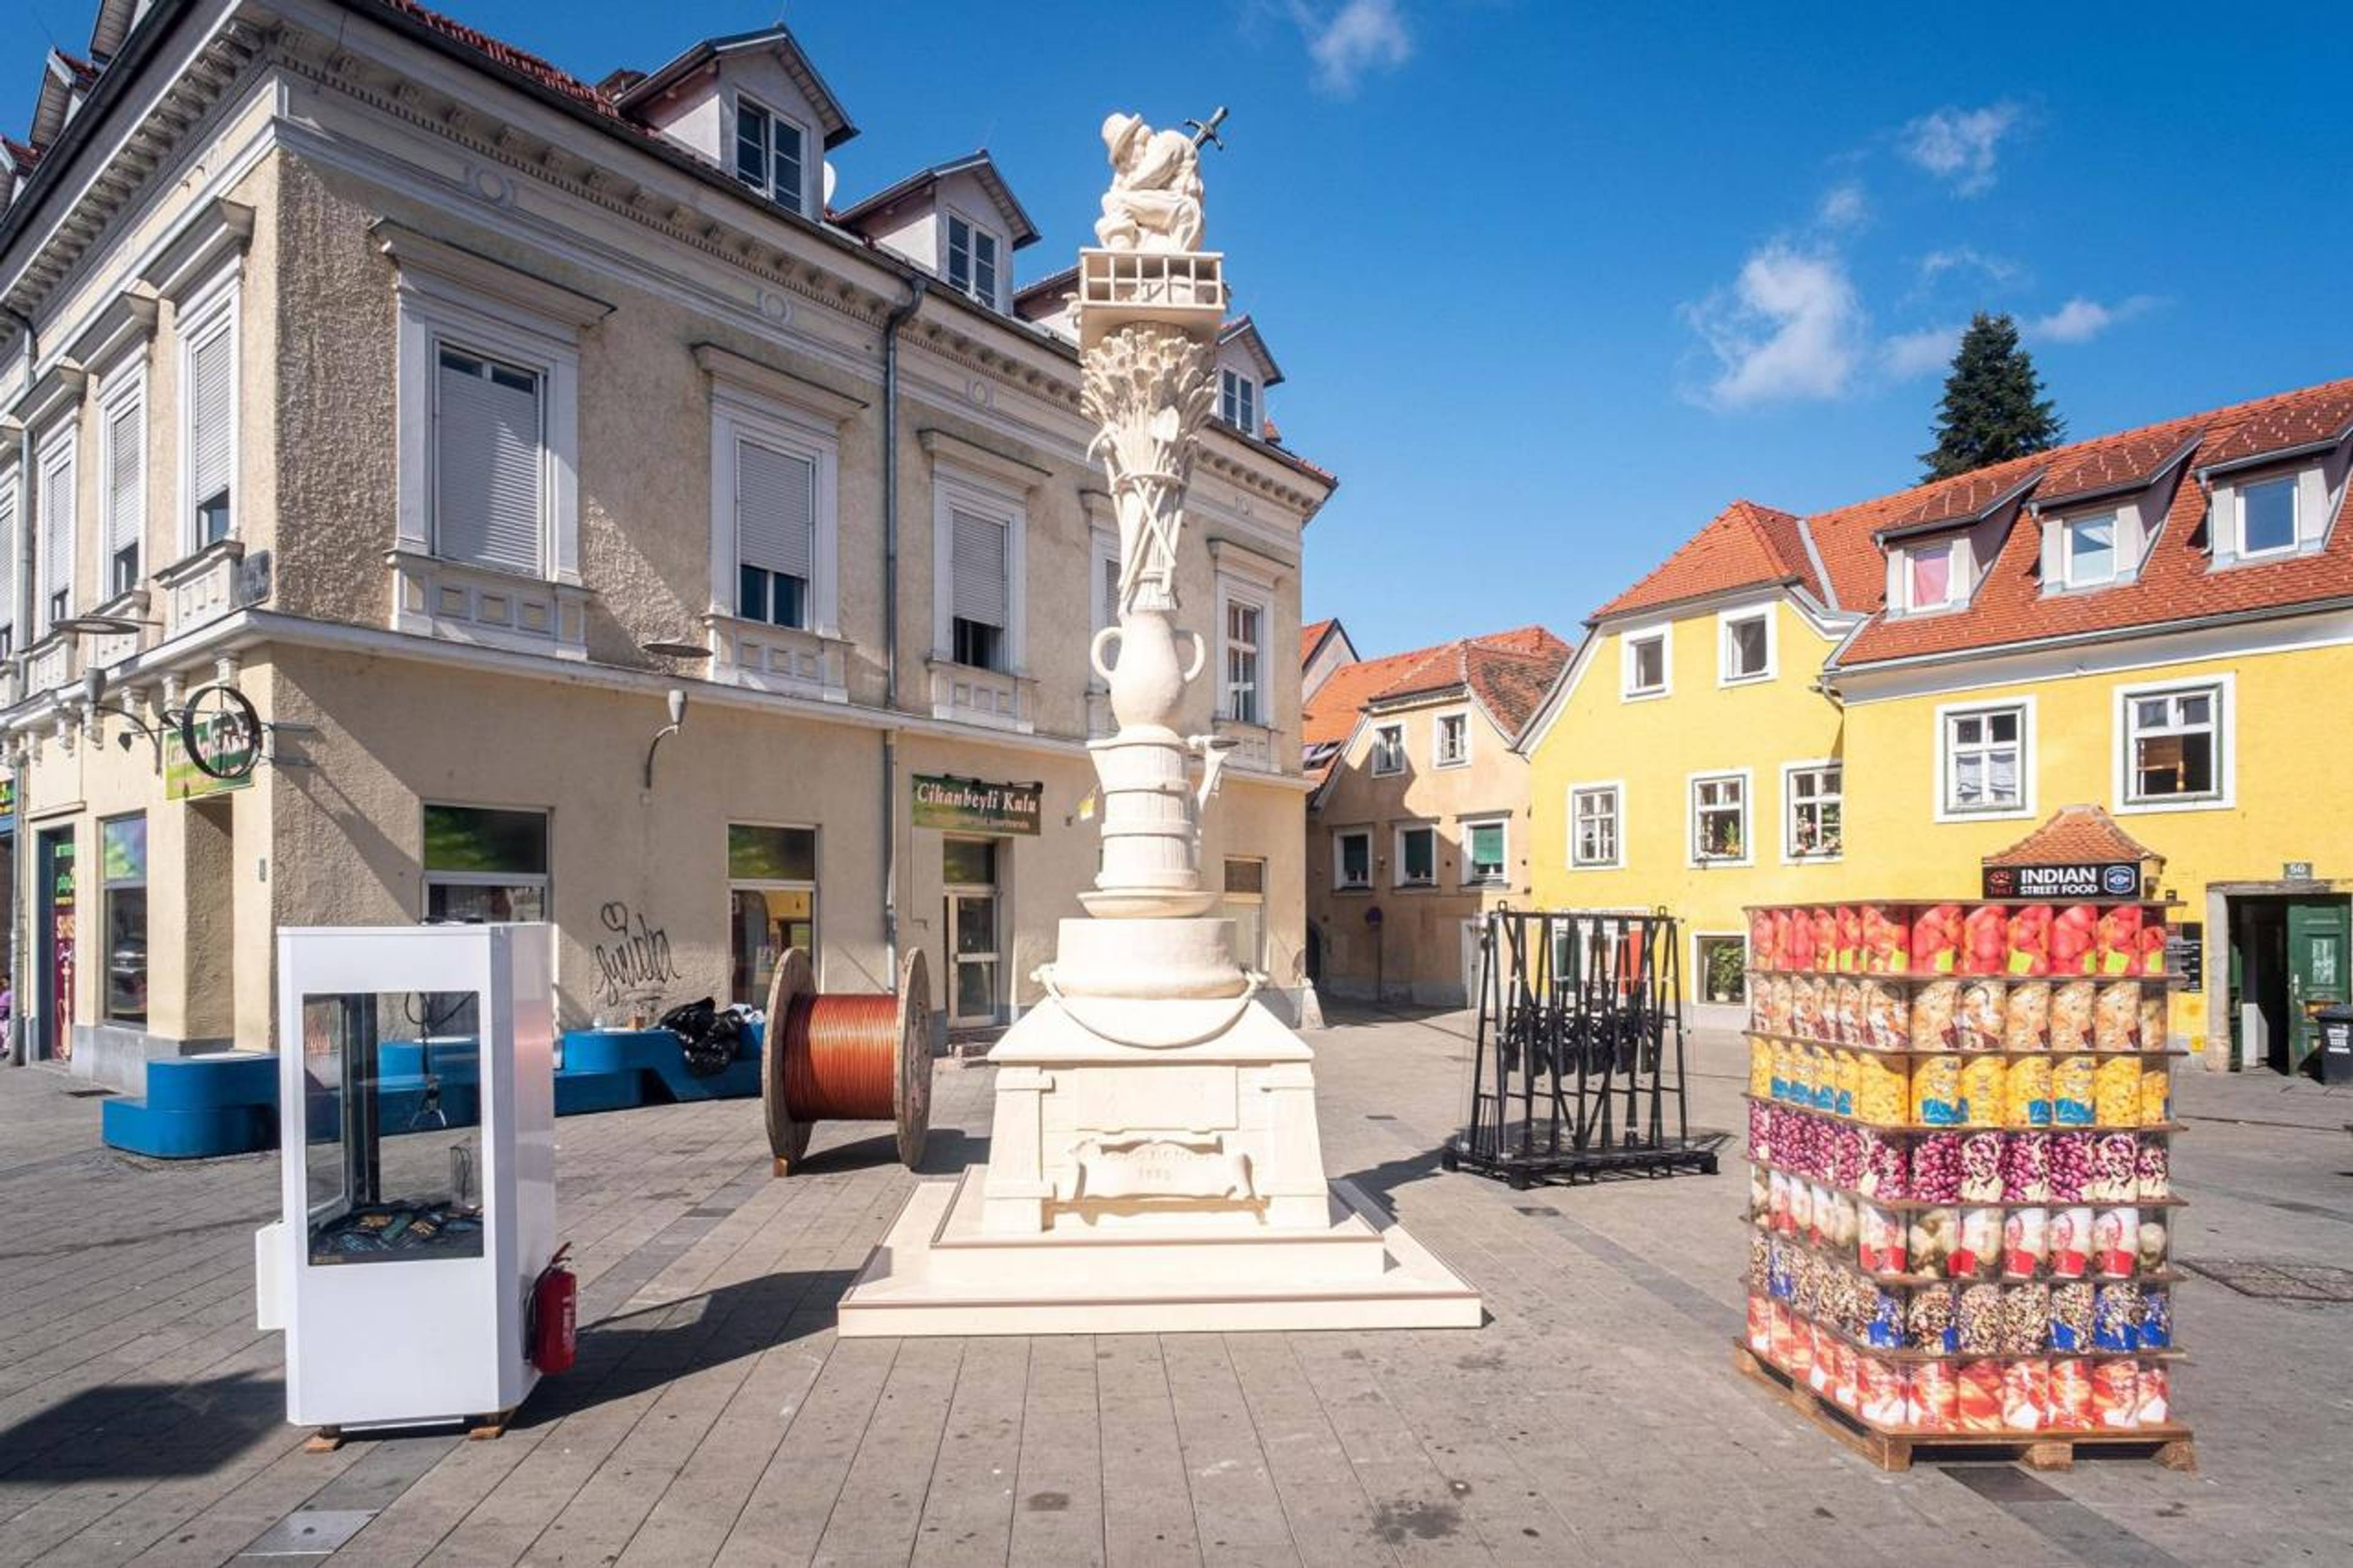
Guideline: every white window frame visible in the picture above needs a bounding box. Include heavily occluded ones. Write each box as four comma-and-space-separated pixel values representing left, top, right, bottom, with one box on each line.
394, 272, 581, 586
930, 466, 1027, 672
1934, 696, 2037, 822
707, 385, 841, 637
175, 269, 238, 557
727, 819, 820, 1000
2233, 474, 2300, 561
1718, 606, 1775, 685
1782, 759, 1843, 863
1621, 622, 1671, 700
2113, 675, 2235, 814
1333, 828, 1373, 892
97, 362, 146, 600
1216, 580, 1270, 725
1693, 932, 1749, 1007
731, 90, 809, 215
944, 208, 1003, 310
1567, 781, 1623, 870
1903, 537, 1961, 613
35, 421, 76, 636
1432, 708, 1471, 769
420, 801, 551, 921
1368, 721, 1406, 776
2058, 510, 2118, 590
1688, 768, 1752, 868
1393, 822, 1439, 889
1460, 813, 1510, 888
1219, 366, 1258, 433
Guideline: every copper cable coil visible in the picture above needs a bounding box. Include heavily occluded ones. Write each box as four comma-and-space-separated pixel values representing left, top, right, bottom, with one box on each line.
762, 948, 931, 1175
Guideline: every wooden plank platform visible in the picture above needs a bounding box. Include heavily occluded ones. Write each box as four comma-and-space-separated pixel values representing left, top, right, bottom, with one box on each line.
1732, 1341, 2196, 1473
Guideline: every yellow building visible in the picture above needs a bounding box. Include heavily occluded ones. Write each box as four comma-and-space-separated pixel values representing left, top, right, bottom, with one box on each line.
1520, 379, 2353, 1073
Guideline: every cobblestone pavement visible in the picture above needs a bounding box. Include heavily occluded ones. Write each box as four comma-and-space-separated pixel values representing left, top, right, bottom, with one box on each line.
2, 1007, 2349, 1566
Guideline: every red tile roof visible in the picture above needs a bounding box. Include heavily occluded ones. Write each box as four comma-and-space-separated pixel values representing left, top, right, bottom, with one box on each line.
1984, 806, 2162, 869
373, 1, 627, 121
1302, 626, 1572, 780
1593, 501, 1823, 619
1300, 618, 1336, 663
1831, 376, 2353, 667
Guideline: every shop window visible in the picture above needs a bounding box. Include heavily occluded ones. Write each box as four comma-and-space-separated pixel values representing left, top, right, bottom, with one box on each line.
1942, 703, 2028, 815
101, 815, 147, 1026
942, 836, 998, 887
422, 804, 549, 923
943, 837, 1001, 1027
2123, 683, 2225, 805
1334, 829, 1371, 890
1691, 773, 1748, 864
728, 824, 817, 1005
1786, 763, 1843, 859
1696, 934, 1747, 1005
1463, 817, 1507, 886
1571, 784, 1620, 868
1222, 857, 1266, 971
1395, 824, 1436, 888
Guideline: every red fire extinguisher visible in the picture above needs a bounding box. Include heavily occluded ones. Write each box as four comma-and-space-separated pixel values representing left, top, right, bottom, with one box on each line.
529, 1244, 577, 1374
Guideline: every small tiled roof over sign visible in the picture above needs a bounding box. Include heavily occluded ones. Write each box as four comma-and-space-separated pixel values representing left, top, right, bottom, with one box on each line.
1302, 626, 1572, 784
1984, 805, 2165, 873
1592, 501, 1827, 621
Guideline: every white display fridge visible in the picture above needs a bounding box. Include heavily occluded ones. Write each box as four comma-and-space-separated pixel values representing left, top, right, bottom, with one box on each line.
272, 924, 558, 1434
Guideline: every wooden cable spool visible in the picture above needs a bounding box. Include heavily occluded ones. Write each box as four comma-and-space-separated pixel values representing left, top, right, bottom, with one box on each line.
762, 947, 931, 1175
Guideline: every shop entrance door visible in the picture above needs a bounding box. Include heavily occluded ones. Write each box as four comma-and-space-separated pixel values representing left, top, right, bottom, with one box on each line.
943, 836, 1001, 1029
37, 828, 75, 1063
2285, 901, 2349, 1075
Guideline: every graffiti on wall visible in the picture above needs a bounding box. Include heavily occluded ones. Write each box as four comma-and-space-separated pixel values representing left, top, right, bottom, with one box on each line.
591, 901, 683, 1006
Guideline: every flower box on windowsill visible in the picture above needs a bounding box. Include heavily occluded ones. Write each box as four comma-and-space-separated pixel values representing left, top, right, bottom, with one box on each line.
704, 613, 849, 703
154, 539, 250, 640
388, 550, 589, 660
926, 656, 1035, 733
1213, 716, 1277, 775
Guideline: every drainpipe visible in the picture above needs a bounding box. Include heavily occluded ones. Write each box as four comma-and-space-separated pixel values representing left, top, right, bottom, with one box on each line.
878, 276, 928, 974
2, 301, 36, 1067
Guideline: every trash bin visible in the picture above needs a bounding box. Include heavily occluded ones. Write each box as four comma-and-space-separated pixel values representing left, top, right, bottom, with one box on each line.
2319, 1005, 2353, 1085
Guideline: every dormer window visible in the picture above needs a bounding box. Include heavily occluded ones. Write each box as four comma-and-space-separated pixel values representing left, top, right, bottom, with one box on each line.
945, 214, 999, 308
1904, 539, 1958, 612
733, 97, 806, 214
2236, 475, 2298, 558
2059, 512, 2117, 589
1220, 368, 1257, 433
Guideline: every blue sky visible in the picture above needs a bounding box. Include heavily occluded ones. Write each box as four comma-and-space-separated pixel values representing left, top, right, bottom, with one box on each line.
9, 1, 2351, 657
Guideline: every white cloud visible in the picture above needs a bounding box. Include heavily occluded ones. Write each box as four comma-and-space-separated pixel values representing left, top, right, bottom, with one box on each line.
1287, 0, 1414, 96
1682, 243, 1866, 410
1882, 324, 1964, 379
1817, 181, 1868, 230
2025, 294, 2159, 344
1916, 246, 2021, 287
1901, 102, 2024, 195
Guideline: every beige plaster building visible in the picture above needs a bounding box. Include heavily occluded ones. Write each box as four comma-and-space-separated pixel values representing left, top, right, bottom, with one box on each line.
0, 1, 1332, 1088
1302, 623, 1571, 1006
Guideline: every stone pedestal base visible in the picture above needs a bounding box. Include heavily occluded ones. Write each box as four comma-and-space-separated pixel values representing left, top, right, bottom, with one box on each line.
836, 1169, 1480, 1336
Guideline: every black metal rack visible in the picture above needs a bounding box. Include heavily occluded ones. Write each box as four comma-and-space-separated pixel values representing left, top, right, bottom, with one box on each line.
1445, 909, 1724, 1187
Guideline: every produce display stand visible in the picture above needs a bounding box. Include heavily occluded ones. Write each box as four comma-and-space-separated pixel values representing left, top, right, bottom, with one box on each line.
1446, 909, 1724, 1188
1733, 898, 2195, 1472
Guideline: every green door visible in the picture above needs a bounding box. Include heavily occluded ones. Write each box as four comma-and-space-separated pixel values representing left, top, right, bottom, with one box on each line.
2286, 901, 2351, 1073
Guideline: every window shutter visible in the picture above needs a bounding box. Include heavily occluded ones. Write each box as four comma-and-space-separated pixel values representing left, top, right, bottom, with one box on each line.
40, 447, 74, 616
189, 324, 233, 510
950, 509, 1007, 627
108, 400, 142, 559
436, 357, 543, 574
737, 441, 815, 581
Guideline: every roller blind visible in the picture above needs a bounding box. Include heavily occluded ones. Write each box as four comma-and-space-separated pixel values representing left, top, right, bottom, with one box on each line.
107, 398, 143, 558
435, 349, 544, 575
737, 440, 814, 581
40, 444, 74, 619
188, 320, 233, 511
0, 479, 15, 628
950, 508, 1007, 627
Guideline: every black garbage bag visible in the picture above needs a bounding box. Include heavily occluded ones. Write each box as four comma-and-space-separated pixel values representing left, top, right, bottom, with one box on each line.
658, 998, 741, 1078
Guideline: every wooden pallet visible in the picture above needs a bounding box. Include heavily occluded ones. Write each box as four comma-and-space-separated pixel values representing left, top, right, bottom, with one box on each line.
1732, 1342, 2195, 1473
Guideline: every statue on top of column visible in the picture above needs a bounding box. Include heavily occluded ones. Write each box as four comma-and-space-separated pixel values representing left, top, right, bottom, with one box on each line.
1094, 112, 1206, 253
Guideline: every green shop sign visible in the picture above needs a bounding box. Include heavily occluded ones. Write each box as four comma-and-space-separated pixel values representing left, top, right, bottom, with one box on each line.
911, 774, 1042, 836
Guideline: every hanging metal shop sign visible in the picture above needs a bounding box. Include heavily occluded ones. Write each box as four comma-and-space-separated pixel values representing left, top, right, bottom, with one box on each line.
911, 774, 1042, 836
167, 684, 263, 801
1982, 860, 2143, 900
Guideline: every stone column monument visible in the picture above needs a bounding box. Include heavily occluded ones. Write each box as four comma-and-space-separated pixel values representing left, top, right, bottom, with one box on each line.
837, 114, 1477, 1335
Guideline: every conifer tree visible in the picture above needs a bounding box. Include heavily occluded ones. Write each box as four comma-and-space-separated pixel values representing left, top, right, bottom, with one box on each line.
1920, 312, 2064, 480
